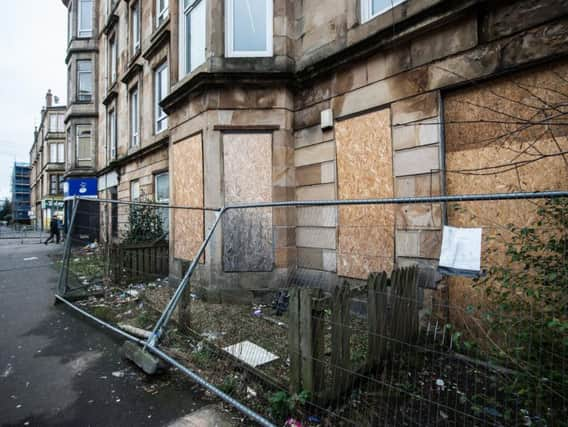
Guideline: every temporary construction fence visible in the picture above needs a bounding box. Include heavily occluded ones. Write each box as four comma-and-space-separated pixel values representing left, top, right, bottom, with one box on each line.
0, 224, 44, 244
55, 191, 568, 426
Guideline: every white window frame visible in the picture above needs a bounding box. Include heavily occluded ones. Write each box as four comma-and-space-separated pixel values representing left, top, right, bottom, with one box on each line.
67, 129, 72, 167
154, 172, 169, 203
108, 108, 117, 160
130, 86, 139, 147
50, 143, 58, 163
49, 114, 64, 132
179, 0, 207, 78
109, 35, 118, 85
49, 143, 64, 163
225, 0, 273, 58
130, 180, 140, 201
68, 1, 73, 42
77, 59, 93, 102
58, 142, 65, 163
156, 0, 169, 27
154, 62, 169, 134
361, 0, 406, 23
49, 115, 58, 132
131, 1, 141, 53
76, 125, 92, 164
78, 0, 93, 38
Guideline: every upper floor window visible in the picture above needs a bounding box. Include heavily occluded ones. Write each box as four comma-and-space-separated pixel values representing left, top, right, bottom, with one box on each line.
361, 0, 405, 23
50, 174, 64, 195
156, 0, 169, 27
76, 125, 92, 167
179, 0, 206, 77
49, 114, 65, 132
67, 129, 72, 168
78, 0, 93, 37
130, 86, 139, 147
49, 143, 65, 163
109, 36, 118, 85
77, 60, 93, 102
131, 1, 141, 54
226, 0, 273, 57
154, 62, 168, 133
108, 108, 117, 160
67, 2, 73, 42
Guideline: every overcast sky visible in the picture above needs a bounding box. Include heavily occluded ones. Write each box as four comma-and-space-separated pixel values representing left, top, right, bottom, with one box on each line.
0, 1, 67, 200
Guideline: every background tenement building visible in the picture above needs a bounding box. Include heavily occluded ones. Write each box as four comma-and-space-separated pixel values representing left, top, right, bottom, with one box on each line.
29, 90, 66, 231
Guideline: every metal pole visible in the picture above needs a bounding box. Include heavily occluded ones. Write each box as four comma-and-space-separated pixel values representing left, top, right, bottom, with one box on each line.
221, 190, 568, 210
55, 294, 276, 427
82, 190, 568, 212
56, 197, 79, 297
146, 208, 226, 347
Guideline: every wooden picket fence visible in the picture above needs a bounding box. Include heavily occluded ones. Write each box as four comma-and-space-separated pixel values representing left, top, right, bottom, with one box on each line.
288, 266, 420, 403
110, 240, 169, 283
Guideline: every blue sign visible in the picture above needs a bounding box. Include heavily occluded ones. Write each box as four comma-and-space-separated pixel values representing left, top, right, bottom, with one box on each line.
64, 178, 98, 200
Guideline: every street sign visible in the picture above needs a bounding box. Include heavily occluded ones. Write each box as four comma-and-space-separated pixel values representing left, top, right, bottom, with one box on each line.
64, 177, 98, 200
42, 199, 65, 210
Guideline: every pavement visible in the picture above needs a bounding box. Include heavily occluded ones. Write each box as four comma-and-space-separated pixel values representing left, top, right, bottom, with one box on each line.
0, 238, 231, 426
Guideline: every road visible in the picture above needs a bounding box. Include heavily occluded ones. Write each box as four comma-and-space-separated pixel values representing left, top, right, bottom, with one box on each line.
0, 239, 212, 426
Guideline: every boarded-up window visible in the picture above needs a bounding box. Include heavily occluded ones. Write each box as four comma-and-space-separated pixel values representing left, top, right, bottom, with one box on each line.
222, 133, 273, 272
336, 108, 394, 279
444, 61, 568, 309
172, 134, 204, 261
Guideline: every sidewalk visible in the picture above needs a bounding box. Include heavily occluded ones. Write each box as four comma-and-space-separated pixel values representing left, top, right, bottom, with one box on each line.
0, 241, 217, 426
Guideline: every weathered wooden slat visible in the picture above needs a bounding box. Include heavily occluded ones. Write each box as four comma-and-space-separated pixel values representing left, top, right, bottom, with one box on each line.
311, 288, 325, 397
367, 271, 389, 367
300, 288, 314, 393
331, 281, 351, 401
288, 288, 301, 394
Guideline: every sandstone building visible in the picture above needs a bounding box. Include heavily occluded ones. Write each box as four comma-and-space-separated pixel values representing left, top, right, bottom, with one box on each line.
61, 0, 568, 306
29, 90, 66, 231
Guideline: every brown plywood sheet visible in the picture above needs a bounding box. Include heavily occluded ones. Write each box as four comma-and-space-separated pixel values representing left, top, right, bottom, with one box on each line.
336, 108, 395, 279
222, 133, 273, 272
444, 61, 568, 312
172, 134, 204, 261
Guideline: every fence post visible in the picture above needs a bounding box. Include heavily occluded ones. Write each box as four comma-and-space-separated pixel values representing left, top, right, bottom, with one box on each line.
56, 197, 79, 297
331, 281, 351, 401
288, 288, 301, 394
288, 288, 325, 398
390, 266, 419, 348
367, 271, 389, 368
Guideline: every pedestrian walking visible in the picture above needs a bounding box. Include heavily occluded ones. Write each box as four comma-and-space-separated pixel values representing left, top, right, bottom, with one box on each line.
44, 215, 60, 245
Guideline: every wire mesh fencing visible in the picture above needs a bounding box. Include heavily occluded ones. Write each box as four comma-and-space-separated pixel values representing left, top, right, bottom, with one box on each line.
0, 223, 44, 244
57, 194, 568, 426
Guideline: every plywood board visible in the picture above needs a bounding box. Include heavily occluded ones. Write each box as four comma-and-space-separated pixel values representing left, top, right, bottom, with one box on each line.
222, 133, 273, 272
444, 61, 568, 311
172, 134, 204, 261
336, 108, 395, 279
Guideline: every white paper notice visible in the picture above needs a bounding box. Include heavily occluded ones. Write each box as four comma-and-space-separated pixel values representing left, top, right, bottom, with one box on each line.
438, 226, 482, 277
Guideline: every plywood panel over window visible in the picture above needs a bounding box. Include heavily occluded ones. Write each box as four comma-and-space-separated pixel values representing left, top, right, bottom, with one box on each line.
444, 61, 568, 310
223, 133, 273, 271
172, 133, 204, 261
336, 108, 395, 279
